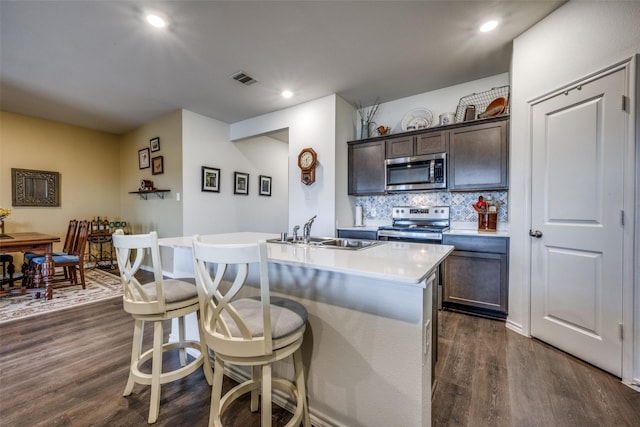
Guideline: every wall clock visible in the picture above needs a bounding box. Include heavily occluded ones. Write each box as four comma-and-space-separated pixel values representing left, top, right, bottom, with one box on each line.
298, 147, 317, 185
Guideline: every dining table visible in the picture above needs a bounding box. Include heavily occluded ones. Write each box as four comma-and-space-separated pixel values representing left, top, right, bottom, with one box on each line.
0, 232, 61, 300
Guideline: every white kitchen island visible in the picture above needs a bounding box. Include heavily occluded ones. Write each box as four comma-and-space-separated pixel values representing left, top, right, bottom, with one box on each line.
159, 232, 453, 427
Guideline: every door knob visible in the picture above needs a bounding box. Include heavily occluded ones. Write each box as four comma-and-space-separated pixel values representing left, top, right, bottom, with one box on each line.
529, 229, 543, 238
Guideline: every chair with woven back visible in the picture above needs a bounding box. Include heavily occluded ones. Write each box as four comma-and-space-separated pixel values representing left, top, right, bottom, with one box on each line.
28, 219, 89, 289
192, 236, 311, 427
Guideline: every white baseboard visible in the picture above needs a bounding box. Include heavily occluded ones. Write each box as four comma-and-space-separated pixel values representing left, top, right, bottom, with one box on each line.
505, 319, 527, 336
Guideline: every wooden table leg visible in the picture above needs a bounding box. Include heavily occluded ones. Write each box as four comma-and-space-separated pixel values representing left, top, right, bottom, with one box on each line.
32, 243, 55, 300
41, 253, 55, 300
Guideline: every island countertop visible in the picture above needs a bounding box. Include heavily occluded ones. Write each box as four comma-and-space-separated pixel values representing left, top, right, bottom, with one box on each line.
159, 232, 454, 287
161, 231, 450, 427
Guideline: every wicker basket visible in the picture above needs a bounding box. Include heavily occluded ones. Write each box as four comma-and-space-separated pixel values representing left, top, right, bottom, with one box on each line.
455, 86, 510, 123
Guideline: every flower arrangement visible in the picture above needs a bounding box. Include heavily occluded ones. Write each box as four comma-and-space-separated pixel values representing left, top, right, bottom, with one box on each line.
355, 98, 381, 139
0, 207, 10, 221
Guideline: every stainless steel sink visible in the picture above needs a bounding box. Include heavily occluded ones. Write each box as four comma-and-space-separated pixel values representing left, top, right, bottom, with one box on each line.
269, 237, 332, 245
318, 238, 381, 249
267, 237, 382, 250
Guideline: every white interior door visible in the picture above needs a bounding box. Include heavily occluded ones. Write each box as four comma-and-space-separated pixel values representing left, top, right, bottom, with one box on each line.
530, 68, 626, 376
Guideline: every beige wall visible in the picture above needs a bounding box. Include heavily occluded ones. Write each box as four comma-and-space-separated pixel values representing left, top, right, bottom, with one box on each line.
1, 109, 186, 273
119, 110, 183, 237
0, 111, 120, 258
119, 110, 183, 271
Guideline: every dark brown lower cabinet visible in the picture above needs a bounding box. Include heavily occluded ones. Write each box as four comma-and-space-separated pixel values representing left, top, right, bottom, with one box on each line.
442, 234, 508, 319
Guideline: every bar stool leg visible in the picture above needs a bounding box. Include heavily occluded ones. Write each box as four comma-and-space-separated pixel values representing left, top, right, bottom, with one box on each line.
124, 320, 142, 396
148, 321, 164, 423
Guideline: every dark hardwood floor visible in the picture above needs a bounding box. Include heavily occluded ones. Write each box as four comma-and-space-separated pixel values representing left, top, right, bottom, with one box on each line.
1, 281, 638, 426
433, 310, 640, 427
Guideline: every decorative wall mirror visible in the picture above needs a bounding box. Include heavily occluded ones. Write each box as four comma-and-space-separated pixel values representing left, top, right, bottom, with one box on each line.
12, 168, 60, 207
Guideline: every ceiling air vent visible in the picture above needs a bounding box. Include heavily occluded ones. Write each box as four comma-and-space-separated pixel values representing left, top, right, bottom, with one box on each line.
230, 71, 258, 86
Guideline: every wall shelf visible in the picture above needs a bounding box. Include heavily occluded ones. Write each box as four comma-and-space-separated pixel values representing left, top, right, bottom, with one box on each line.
129, 189, 170, 200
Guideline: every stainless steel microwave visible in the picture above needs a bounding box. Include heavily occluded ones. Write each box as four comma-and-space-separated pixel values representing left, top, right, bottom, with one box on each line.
385, 152, 446, 192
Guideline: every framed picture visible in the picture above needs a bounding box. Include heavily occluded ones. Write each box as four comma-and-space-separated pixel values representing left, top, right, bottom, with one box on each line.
152, 156, 164, 175
234, 172, 249, 195
11, 168, 60, 207
202, 166, 220, 192
150, 137, 160, 152
138, 148, 150, 169
259, 175, 272, 196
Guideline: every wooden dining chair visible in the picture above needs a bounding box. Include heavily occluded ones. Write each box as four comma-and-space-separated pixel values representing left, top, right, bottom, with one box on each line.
192, 236, 311, 427
23, 219, 78, 281
28, 220, 89, 289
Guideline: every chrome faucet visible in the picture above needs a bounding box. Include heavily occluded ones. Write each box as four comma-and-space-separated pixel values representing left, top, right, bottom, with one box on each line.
292, 225, 300, 242
303, 215, 317, 244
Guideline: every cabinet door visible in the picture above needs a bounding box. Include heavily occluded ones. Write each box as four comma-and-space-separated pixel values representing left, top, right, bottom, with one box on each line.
348, 141, 386, 195
385, 135, 414, 158
443, 250, 508, 315
416, 131, 446, 155
448, 120, 508, 190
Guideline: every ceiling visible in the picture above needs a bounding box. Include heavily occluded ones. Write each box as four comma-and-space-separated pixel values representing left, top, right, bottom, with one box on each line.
0, 1, 565, 135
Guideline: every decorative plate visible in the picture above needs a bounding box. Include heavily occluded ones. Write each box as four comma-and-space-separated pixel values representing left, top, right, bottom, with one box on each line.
478, 97, 507, 119
401, 108, 433, 131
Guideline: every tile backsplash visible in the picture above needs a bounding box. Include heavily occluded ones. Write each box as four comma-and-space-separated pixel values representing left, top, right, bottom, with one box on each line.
355, 191, 508, 224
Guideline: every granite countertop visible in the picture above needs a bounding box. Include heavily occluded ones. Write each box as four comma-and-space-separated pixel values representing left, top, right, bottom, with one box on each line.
159, 232, 454, 286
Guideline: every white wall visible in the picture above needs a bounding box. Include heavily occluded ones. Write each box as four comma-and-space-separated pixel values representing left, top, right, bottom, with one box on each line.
230, 95, 341, 237
511, 1, 640, 387
364, 73, 509, 138
335, 96, 357, 229
182, 110, 288, 237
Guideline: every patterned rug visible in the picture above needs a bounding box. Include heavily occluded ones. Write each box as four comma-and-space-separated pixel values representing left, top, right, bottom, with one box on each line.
0, 268, 122, 324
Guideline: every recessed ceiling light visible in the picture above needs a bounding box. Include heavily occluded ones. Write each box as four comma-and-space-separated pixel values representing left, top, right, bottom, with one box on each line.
281, 90, 294, 99
479, 20, 499, 33
146, 13, 168, 29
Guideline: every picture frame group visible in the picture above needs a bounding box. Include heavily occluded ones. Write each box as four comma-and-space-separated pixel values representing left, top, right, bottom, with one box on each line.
139, 137, 164, 174
201, 167, 271, 197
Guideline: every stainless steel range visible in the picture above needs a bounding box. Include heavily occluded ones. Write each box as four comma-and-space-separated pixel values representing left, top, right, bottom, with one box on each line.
377, 206, 450, 243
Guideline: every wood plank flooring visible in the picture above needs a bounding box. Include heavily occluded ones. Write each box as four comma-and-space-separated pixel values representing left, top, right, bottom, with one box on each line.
1, 291, 638, 426
433, 310, 640, 427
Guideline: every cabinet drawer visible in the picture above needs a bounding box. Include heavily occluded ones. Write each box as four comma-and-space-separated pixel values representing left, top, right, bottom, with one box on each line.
442, 235, 508, 254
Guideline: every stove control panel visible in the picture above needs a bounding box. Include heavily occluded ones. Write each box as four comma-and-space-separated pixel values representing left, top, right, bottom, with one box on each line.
392, 206, 449, 220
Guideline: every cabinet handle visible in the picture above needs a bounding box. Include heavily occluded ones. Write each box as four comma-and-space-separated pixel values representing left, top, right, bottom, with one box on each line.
529, 229, 543, 238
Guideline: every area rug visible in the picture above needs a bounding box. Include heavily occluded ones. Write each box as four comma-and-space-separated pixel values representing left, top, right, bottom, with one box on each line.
0, 268, 122, 324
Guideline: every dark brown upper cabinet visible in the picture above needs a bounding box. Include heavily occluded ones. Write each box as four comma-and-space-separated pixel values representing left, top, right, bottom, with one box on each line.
348, 139, 386, 195
448, 118, 509, 191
